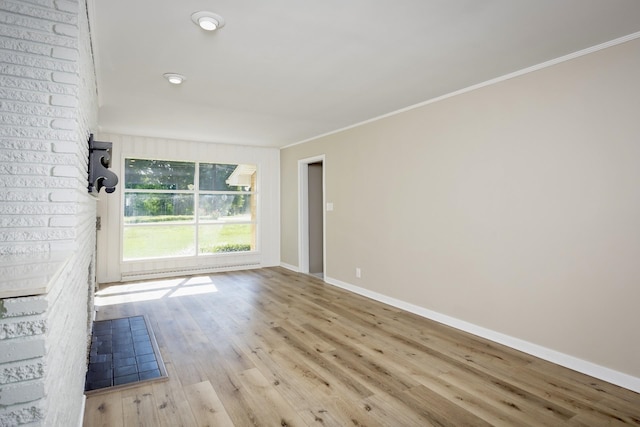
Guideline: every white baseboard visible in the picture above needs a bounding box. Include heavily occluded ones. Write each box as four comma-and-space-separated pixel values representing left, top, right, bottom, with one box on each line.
280, 262, 299, 272
78, 394, 86, 427
324, 275, 640, 394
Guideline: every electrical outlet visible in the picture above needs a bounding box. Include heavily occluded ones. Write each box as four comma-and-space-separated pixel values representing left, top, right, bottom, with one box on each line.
356, 267, 361, 278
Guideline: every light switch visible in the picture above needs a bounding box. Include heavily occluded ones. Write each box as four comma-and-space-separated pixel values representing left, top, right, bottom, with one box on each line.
326, 202, 334, 211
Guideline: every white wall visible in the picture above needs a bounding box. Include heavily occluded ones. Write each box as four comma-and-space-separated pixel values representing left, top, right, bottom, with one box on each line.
280, 37, 640, 391
0, 0, 98, 424
95, 133, 280, 283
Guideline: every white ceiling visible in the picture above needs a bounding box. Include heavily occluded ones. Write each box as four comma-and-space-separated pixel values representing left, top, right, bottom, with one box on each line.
89, 0, 640, 148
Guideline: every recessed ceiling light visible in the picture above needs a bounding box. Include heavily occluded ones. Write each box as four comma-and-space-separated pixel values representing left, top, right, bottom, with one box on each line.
198, 16, 218, 31
191, 11, 225, 32
163, 73, 185, 85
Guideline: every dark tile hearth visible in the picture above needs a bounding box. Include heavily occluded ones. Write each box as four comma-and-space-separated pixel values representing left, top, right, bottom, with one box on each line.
85, 315, 167, 393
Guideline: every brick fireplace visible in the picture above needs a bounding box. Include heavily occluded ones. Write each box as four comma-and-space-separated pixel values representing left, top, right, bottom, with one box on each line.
0, 0, 99, 424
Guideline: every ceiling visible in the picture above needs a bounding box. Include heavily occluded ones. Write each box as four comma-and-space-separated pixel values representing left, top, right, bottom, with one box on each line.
88, 0, 640, 148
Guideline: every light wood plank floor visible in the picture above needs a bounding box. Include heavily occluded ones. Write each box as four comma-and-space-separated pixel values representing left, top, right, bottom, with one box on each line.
84, 267, 640, 426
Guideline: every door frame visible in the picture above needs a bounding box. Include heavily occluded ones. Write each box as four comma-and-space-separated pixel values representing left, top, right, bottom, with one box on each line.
298, 155, 326, 276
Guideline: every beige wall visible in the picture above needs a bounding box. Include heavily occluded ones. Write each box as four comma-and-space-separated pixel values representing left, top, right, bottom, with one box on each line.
280, 38, 640, 380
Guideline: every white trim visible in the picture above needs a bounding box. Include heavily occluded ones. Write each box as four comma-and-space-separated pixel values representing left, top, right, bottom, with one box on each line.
121, 262, 260, 282
280, 262, 299, 272
281, 31, 640, 150
298, 160, 309, 274
78, 394, 86, 427
297, 155, 326, 275
320, 161, 327, 280
85, 0, 102, 108
324, 275, 640, 394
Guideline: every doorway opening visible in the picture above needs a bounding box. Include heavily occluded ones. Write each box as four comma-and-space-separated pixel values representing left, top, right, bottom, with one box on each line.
298, 155, 325, 279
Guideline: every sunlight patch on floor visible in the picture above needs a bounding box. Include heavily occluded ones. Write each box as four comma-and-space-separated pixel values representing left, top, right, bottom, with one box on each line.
96, 276, 219, 306
169, 284, 218, 298
97, 278, 185, 295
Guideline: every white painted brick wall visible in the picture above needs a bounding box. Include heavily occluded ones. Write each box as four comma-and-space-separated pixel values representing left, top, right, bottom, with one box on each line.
0, 0, 93, 257
0, 0, 99, 425
0, 295, 48, 426
0, 360, 45, 385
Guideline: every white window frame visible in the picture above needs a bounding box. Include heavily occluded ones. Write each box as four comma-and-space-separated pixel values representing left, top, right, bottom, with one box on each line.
121, 158, 258, 262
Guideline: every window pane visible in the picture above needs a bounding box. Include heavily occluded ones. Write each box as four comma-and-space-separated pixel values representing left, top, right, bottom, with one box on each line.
125, 159, 195, 190
123, 225, 195, 260
199, 194, 253, 222
199, 224, 254, 254
199, 163, 256, 191
124, 193, 194, 223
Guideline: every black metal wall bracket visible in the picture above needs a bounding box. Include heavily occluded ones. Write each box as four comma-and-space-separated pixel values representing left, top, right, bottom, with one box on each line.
88, 134, 119, 194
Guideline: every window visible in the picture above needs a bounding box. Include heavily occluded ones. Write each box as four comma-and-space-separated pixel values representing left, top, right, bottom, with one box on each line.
123, 159, 257, 261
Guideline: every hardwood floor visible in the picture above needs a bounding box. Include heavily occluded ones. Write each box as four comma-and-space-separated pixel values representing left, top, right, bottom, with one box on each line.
83, 267, 640, 426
